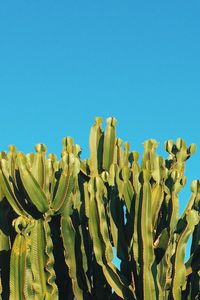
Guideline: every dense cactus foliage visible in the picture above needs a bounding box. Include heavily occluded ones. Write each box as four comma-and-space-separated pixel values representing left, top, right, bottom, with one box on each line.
0, 117, 199, 300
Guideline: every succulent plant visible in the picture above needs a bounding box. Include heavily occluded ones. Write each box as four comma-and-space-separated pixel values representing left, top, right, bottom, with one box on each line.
0, 118, 199, 299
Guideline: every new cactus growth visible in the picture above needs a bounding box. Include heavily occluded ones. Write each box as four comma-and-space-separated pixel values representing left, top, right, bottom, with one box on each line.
0, 117, 199, 300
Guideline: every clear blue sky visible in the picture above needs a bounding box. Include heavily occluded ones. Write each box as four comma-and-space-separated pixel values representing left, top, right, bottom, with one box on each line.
0, 1, 199, 258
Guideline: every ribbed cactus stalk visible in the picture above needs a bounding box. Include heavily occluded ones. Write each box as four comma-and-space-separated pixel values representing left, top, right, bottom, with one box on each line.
0, 117, 199, 300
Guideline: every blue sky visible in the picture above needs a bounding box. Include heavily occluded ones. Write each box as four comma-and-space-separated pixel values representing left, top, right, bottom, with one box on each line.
0, 1, 199, 259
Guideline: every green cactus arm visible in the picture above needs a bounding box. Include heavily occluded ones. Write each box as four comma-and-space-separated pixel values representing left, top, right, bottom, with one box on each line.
191, 223, 200, 252
131, 191, 140, 276
0, 229, 10, 252
61, 214, 84, 300
54, 154, 80, 213
157, 139, 198, 299
26, 153, 35, 169
170, 180, 200, 299
80, 160, 89, 176
23, 236, 34, 300
141, 143, 167, 233
60, 188, 92, 297
83, 182, 90, 218
28, 219, 58, 299
171, 209, 200, 300
130, 152, 140, 193
88, 181, 104, 263
89, 195, 123, 298
123, 142, 130, 167
116, 165, 124, 199
155, 180, 180, 295
0, 197, 11, 251
51, 166, 72, 212
31, 144, 47, 190
154, 227, 171, 299
164, 139, 195, 236
108, 190, 118, 249
0, 167, 25, 216
61, 137, 74, 153
88, 178, 135, 299
139, 170, 157, 300
122, 166, 134, 213
63, 190, 92, 295
156, 251, 169, 299
142, 139, 158, 171
71, 178, 82, 212
78, 224, 92, 293
151, 156, 167, 184
9, 216, 35, 299
180, 181, 199, 222
108, 186, 127, 261
151, 183, 165, 230
94, 177, 113, 262
7, 145, 18, 182
30, 220, 47, 297
71, 210, 92, 294
58, 176, 80, 214
102, 264, 135, 300
43, 154, 57, 200
100, 240, 134, 298
129, 152, 141, 275
62, 137, 81, 157
102, 117, 117, 171
169, 189, 180, 236
114, 138, 124, 167
89, 117, 103, 175
17, 153, 49, 213
9, 234, 26, 300
43, 219, 58, 298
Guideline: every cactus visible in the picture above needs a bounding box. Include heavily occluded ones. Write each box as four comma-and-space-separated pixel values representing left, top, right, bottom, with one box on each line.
0, 117, 199, 300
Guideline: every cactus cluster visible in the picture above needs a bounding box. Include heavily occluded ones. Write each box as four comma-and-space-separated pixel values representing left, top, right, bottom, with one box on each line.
0, 117, 199, 300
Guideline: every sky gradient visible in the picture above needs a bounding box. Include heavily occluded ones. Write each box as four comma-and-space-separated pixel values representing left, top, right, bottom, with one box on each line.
0, 1, 199, 260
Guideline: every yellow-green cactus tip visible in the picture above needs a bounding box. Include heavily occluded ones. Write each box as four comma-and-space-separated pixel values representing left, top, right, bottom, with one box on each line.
0, 151, 7, 159
176, 138, 186, 150
164, 140, 174, 152
143, 139, 158, 150
143, 169, 151, 181
35, 144, 47, 153
62, 137, 73, 146
106, 117, 117, 126
188, 144, 196, 155
8, 145, 16, 152
124, 142, 130, 151
191, 180, 200, 193
95, 117, 103, 125
48, 153, 57, 161
116, 138, 123, 146
17, 152, 26, 164
133, 151, 139, 161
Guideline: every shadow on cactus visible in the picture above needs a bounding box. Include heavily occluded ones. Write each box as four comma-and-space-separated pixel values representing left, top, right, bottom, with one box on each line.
0, 117, 199, 300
